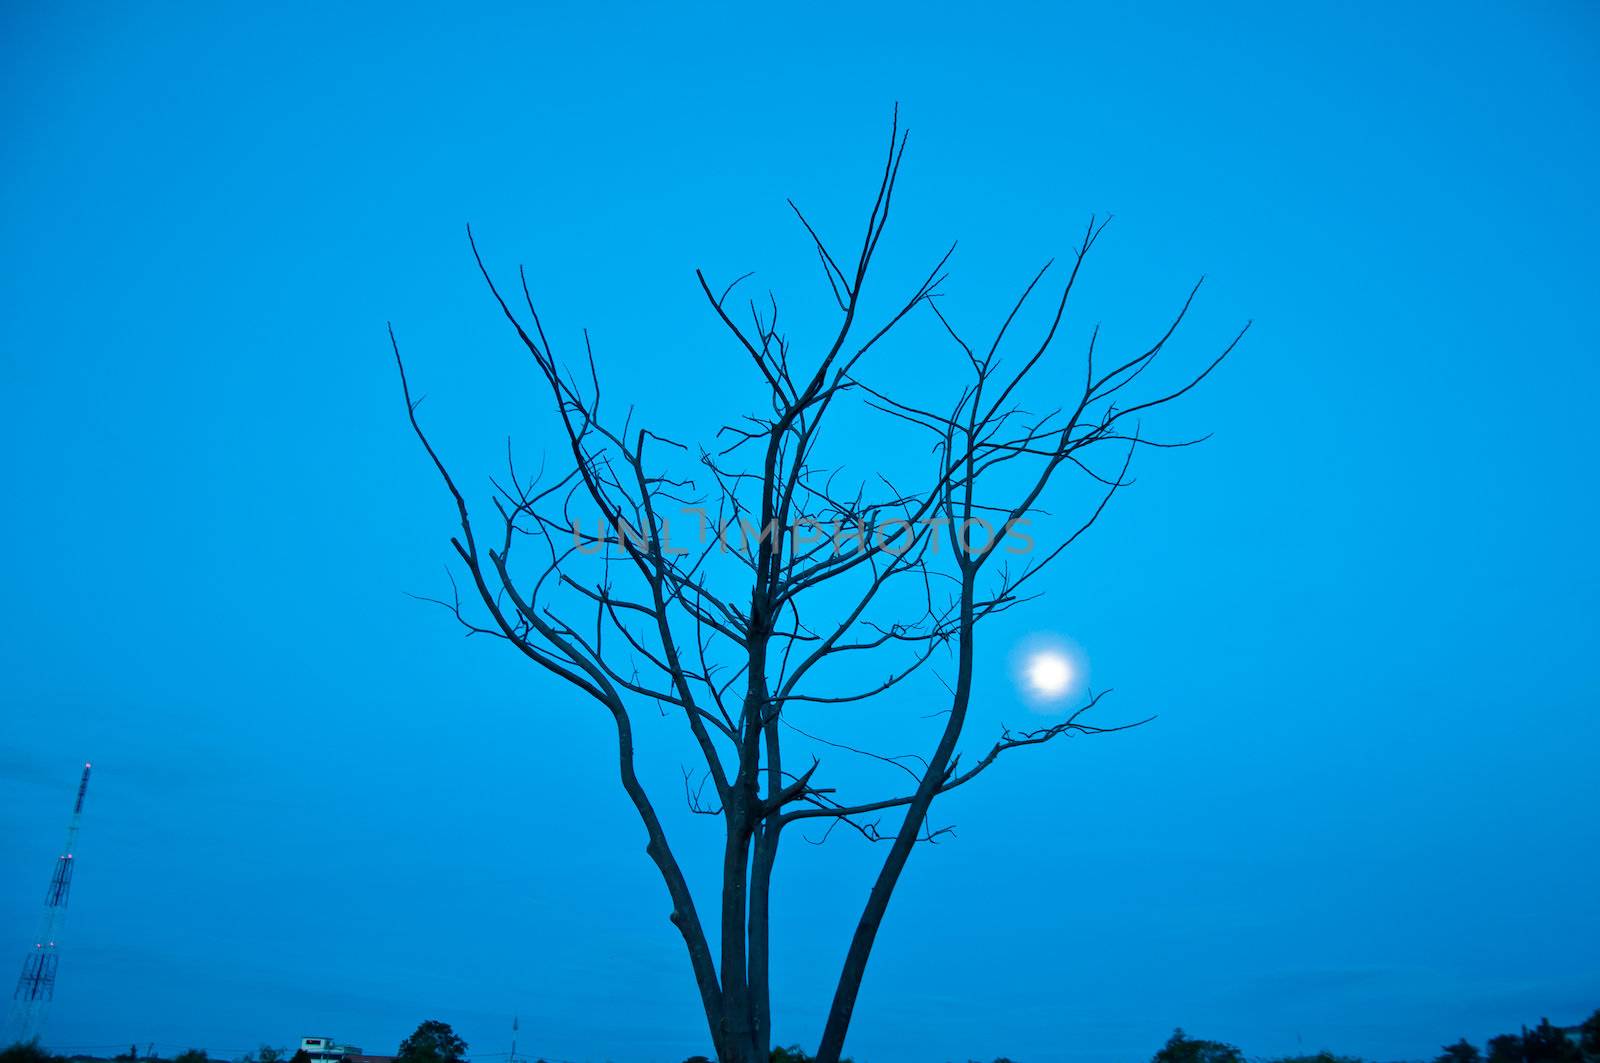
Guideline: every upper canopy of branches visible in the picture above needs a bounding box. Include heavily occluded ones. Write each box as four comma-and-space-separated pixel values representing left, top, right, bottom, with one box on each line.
392, 107, 1248, 839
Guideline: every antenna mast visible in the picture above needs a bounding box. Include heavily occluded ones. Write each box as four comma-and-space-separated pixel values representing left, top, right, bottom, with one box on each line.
8, 762, 93, 1042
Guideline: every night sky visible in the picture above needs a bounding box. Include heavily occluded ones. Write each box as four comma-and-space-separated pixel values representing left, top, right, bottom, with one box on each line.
3, 3, 1597, 1062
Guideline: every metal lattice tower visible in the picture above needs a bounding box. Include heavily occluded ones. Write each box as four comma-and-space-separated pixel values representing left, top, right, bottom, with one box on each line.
8, 762, 92, 1043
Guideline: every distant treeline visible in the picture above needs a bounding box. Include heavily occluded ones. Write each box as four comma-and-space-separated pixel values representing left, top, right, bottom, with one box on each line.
7, 1007, 1597, 1063
1142, 1012, 1600, 1063
2, 1019, 466, 1063
747, 1009, 1600, 1063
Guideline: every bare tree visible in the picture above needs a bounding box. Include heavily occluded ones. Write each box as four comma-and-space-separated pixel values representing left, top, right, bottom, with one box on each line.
391, 111, 1248, 1063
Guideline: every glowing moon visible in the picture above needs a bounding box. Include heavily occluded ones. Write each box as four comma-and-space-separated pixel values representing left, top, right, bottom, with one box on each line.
1025, 650, 1074, 699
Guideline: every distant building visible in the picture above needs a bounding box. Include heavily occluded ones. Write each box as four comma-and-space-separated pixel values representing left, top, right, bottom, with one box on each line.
298, 1038, 362, 1063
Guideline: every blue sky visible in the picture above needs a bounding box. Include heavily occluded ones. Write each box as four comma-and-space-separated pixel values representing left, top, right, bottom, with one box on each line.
2, 2, 1597, 1061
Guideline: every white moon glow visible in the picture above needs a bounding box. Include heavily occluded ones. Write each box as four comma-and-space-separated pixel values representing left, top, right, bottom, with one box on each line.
1025, 650, 1074, 699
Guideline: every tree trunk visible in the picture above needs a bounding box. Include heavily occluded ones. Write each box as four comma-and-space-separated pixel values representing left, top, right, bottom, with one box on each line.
814, 574, 978, 1063
748, 817, 779, 1058
718, 798, 756, 1061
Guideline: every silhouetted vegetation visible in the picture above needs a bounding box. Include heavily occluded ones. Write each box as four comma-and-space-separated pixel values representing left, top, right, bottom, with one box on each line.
396, 1021, 467, 1063
668, 1011, 1600, 1063
0, 1041, 56, 1063
769, 1049, 812, 1063
1437, 1040, 1483, 1063
1153, 1029, 1245, 1063
5, 1002, 1596, 1063
1139, 1011, 1600, 1063
1143, 1009, 1600, 1063
395, 104, 1251, 1063
1464, 1013, 1597, 1063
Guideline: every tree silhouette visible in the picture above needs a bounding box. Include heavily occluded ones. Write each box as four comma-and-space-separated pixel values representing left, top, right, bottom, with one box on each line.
1580, 1009, 1600, 1060
0, 1042, 56, 1063
396, 1021, 468, 1063
1488, 1034, 1525, 1063
1437, 1040, 1483, 1063
395, 109, 1244, 1063
1153, 1029, 1245, 1063
1524, 1020, 1581, 1063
